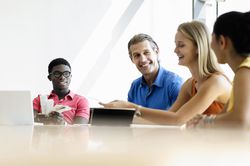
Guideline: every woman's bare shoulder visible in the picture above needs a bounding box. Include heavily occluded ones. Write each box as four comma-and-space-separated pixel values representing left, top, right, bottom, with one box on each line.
206, 73, 231, 87
200, 73, 231, 103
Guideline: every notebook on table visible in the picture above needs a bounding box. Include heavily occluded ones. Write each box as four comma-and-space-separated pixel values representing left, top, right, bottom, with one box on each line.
0, 90, 34, 125
89, 107, 136, 126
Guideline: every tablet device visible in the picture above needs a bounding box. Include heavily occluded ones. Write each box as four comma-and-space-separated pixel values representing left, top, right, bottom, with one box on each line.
90, 107, 135, 126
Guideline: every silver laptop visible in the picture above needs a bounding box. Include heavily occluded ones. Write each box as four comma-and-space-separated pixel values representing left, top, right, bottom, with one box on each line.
89, 107, 136, 126
0, 90, 34, 125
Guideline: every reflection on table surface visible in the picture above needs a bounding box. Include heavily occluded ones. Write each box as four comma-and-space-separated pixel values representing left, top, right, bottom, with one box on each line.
0, 125, 250, 166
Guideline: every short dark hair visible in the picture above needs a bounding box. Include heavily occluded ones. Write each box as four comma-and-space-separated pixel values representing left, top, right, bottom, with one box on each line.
127, 33, 159, 58
213, 11, 250, 56
48, 58, 71, 74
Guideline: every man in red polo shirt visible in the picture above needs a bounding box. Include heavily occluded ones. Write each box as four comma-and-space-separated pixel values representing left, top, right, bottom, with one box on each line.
33, 58, 89, 125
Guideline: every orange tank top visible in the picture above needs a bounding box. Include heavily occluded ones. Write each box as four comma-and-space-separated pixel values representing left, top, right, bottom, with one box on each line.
191, 79, 224, 115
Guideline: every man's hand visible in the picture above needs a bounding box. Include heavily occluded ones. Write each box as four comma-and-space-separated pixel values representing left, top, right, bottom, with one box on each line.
46, 111, 66, 125
35, 112, 66, 125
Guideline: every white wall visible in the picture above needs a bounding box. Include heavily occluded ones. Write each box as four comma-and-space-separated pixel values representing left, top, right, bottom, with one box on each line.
0, 0, 112, 98
0, 0, 245, 106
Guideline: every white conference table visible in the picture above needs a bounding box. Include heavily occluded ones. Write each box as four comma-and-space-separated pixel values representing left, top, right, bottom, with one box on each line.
0, 124, 250, 166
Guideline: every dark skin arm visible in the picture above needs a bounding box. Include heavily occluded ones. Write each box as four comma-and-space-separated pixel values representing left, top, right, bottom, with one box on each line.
73, 116, 89, 124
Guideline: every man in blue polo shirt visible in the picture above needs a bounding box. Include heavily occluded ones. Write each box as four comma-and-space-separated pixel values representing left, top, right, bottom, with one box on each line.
127, 33, 183, 110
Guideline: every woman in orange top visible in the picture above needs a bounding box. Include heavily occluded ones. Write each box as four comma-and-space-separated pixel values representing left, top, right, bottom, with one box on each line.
188, 11, 250, 128
100, 21, 231, 126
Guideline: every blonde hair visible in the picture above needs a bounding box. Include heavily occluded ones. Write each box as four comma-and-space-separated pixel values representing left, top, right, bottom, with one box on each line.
177, 21, 222, 78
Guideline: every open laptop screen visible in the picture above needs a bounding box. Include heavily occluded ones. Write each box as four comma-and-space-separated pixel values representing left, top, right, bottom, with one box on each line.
90, 107, 135, 126
0, 90, 34, 125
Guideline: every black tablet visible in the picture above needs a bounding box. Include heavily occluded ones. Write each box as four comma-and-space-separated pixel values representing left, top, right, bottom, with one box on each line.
89, 107, 136, 126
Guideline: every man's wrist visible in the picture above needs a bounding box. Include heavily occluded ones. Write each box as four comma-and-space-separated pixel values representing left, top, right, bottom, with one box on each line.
135, 105, 142, 117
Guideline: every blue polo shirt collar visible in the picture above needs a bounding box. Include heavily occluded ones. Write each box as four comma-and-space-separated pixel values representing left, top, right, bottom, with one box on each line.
140, 66, 164, 88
